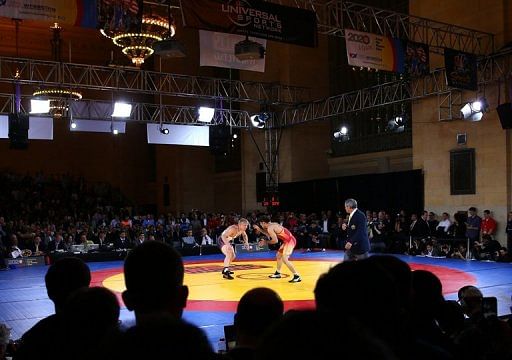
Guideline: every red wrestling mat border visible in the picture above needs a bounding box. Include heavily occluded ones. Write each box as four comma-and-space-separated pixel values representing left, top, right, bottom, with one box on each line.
91, 258, 477, 312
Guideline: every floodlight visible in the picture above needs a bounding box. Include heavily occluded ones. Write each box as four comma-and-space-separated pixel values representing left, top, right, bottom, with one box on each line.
112, 102, 132, 117
198, 107, 215, 123
30, 99, 50, 114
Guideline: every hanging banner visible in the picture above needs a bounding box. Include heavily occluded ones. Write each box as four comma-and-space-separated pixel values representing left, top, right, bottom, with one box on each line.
444, 48, 478, 91
181, 0, 317, 48
199, 30, 266, 72
345, 29, 404, 73
0, 0, 97, 28
404, 40, 430, 77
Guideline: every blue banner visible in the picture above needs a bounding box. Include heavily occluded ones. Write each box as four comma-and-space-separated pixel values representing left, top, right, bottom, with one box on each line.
445, 48, 478, 91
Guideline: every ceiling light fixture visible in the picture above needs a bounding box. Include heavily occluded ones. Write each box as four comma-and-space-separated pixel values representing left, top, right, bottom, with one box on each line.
99, 3, 176, 67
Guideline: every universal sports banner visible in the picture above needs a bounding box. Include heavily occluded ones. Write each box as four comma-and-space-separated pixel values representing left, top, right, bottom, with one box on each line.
345, 28, 404, 73
0, 0, 97, 28
180, 0, 317, 47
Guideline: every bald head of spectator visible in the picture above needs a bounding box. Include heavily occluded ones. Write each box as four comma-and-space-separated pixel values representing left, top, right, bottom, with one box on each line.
234, 287, 284, 349
45, 257, 91, 313
122, 241, 188, 322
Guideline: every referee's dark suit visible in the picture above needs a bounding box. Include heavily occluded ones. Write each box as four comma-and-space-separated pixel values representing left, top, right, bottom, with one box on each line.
344, 208, 370, 261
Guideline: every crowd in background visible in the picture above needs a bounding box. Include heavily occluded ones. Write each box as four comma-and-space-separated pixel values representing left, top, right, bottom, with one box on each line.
0, 172, 511, 268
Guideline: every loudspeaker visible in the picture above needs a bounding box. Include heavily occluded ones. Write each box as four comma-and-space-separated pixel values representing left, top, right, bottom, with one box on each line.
8, 113, 29, 149
450, 149, 475, 195
209, 125, 230, 155
497, 102, 512, 129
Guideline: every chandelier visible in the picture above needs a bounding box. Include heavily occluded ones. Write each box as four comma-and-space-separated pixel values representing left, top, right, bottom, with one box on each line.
28, 23, 83, 118
101, 14, 175, 66
32, 88, 83, 118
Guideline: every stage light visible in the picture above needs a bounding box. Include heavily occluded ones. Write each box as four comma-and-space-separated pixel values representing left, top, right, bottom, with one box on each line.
160, 126, 169, 134
112, 102, 132, 118
333, 126, 350, 141
461, 98, 488, 121
70, 121, 77, 129
112, 129, 119, 135
198, 107, 215, 123
250, 112, 270, 129
30, 99, 50, 114
233, 133, 238, 139
386, 114, 406, 133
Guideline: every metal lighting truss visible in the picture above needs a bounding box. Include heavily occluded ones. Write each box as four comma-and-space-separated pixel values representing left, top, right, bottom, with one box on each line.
264, 128, 280, 190
0, 56, 308, 106
0, 94, 253, 128
271, 0, 494, 55
0, 1, 500, 126
278, 48, 512, 127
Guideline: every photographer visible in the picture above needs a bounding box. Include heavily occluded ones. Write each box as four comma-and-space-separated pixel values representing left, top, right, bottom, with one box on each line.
473, 234, 501, 261
369, 211, 389, 253
390, 210, 409, 253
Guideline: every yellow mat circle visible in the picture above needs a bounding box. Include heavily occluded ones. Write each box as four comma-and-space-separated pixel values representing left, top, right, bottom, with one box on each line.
102, 260, 338, 301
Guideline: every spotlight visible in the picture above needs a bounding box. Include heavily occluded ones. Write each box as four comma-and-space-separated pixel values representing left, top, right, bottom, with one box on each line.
70, 121, 77, 129
112, 127, 119, 135
250, 113, 270, 129
30, 99, 50, 114
160, 126, 169, 135
387, 115, 406, 133
461, 98, 488, 121
198, 107, 215, 123
233, 133, 238, 139
333, 126, 350, 141
112, 102, 132, 118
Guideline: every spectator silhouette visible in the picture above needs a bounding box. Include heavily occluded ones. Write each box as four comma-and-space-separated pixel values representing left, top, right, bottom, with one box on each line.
436, 300, 465, 348
457, 285, 484, 322
61, 287, 120, 360
228, 287, 284, 360
114, 314, 216, 360
0, 324, 10, 360
456, 285, 512, 360
314, 258, 452, 360
14, 257, 91, 360
113, 241, 215, 359
366, 255, 412, 311
410, 270, 451, 354
255, 310, 395, 360
314, 259, 402, 348
122, 240, 188, 321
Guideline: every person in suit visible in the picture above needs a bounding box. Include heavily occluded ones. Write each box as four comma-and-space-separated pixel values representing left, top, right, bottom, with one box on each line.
341, 198, 370, 261
47, 234, 66, 252
114, 230, 131, 250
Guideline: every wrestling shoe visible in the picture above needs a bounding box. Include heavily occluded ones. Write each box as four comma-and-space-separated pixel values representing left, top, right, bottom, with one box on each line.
288, 274, 302, 283
223, 272, 234, 280
269, 271, 282, 279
